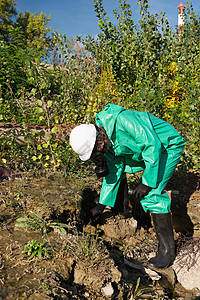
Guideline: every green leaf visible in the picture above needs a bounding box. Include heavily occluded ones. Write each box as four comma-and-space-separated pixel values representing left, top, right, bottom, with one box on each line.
47, 100, 52, 107
37, 250, 42, 259
31, 88, 37, 96
40, 81, 46, 89
29, 250, 37, 260
15, 223, 27, 228
42, 143, 49, 148
35, 107, 43, 114
54, 116, 59, 124
51, 126, 57, 134
37, 100, 43, 106
38, 130, 45, 137
16, 217, 27, 222
39, 116, 45, 122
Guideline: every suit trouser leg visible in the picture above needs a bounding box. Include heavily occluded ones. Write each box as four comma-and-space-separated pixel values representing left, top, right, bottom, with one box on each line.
140, 144, 184, 214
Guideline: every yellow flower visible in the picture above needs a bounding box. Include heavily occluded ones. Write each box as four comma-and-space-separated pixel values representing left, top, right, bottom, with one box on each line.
168, 62, 178, 75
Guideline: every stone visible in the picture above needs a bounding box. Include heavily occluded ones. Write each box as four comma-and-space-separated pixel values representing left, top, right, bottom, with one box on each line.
101, 215, 137, 240
84, 292, 90, 298
172, 240, 200, 290
74, 259, 121, 293
102, 282, 114, 297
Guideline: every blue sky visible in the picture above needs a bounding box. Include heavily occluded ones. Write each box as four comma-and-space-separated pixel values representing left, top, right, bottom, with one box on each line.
15, 0, 200, 37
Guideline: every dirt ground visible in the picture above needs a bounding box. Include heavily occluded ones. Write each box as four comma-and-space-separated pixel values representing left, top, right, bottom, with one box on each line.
0, 170, 199, 299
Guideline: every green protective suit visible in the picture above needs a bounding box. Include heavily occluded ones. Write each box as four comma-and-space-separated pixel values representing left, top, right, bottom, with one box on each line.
95, 103, 185, 213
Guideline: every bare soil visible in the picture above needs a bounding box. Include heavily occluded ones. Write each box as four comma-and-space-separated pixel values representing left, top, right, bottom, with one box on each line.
0, 170, 199, 299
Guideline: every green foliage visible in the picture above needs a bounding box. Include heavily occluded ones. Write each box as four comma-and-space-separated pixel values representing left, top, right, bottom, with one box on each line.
16, 10, 52, 57
0, 1, 52, 123
0, 0, 17, 42
0, 27, 36, 122
0, 0, 199, 170
0, 0, 52, 57
0, 32, 101, 171
82, 0, 173, 96
22, 239, 51, 260
15, 212, 70, 235
80, 0, 200, 169
52, 32, 100, 123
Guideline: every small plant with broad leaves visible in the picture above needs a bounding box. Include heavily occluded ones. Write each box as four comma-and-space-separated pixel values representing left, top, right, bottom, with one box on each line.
15, 212, 70, 236
22, 239, 51, 260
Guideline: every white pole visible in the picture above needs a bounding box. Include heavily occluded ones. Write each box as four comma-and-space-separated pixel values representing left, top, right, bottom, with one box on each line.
178, 3, 185, 34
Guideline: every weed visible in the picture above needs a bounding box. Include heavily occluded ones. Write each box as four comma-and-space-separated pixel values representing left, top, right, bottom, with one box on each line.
22, 240, 51, 260
22, 239, 51, 260
15, 212, 70, 235
14, 191, 25, 201
65, 231, 109, 269
132, 277, 150, 299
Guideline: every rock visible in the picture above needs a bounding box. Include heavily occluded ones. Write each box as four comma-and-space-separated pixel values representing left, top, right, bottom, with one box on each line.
74, 266, 87, 285
145, 268, 162, 281
102, 282, 114, 297
74, 259, 121, 293
123, 258, 176, 290
187, 192, 200, 229
51, 258, 71, 281
84, 291, 90, 298
0, 167, 15, 181
173, 239, 200, 290
154, 266, 176, 291
101, 215, 137, 240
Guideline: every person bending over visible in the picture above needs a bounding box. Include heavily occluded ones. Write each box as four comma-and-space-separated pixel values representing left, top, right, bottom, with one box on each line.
70, 103, 185, 269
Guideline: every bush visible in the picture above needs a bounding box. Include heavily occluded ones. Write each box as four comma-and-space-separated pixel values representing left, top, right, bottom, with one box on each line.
0, 0, 199, 170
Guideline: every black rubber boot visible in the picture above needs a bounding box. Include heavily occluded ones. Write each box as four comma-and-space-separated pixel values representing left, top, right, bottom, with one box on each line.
89, 203, 105, 225
147, 212, 175, 269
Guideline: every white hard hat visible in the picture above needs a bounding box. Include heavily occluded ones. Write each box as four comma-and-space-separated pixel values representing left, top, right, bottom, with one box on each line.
69, 124, 97, 161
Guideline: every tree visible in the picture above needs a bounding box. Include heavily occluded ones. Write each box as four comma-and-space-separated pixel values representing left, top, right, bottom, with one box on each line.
0, 0, 52, 57
0, 0, 17, 41
16, 10, 52, 56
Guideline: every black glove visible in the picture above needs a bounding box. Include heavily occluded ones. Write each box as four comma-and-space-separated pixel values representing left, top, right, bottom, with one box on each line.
88, 203, 105, 225
132, 183, 152, 200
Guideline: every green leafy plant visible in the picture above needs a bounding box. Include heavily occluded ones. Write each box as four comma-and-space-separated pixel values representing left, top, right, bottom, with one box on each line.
80, 0, 200, 169
15, 212, 70, 235
22, 239, 51, 260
